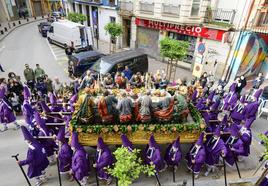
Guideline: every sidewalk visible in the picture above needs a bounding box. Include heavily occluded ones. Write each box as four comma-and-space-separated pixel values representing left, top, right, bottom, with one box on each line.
0, 16, 47, 42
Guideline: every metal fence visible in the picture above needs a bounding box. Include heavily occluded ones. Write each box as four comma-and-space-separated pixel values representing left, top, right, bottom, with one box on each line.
205, 8, 236, 24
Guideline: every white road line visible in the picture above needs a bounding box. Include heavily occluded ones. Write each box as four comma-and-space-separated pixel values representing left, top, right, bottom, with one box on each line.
46, 39, 57, 60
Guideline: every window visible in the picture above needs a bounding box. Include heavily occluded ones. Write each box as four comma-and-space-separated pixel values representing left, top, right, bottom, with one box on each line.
79, 4, 82, 14
109, 0, 115, 6
191, 0, 201, 16
261, 13, 268, 25
110, 16, 116, 23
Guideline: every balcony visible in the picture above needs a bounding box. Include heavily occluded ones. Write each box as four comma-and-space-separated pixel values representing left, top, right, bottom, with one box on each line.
140, 2, 154, 14
118, 1, 133, 16
205, 8, 236, 27
102, 0, 116, 7
162, 4, 180, 17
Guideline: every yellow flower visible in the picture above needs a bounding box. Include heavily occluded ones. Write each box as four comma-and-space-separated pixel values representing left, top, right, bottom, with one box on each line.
113, 125, 119, 132
138, 125, 144, 131
101, 128, 108, 133
77, 127, 82, 133
127, 125, 132, 132
149, 125, 155, 131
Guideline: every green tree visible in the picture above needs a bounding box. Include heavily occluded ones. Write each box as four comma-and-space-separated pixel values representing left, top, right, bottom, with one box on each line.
107, 147, 155, 186
160, 37, 189, 81
67, 12, 86, 24
104, 22, 123, 53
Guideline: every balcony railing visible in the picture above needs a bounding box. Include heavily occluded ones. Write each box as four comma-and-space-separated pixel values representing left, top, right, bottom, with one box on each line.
162, 4, 180, 16
119, 1, 133, 13
205, 8, 236, 25
140, 2, 154, 14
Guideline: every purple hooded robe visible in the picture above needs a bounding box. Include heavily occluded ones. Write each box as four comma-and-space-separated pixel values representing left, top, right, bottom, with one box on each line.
185, 132, 206, 174
0, 88, 16, 124
225, 124, 245, 166
19, 126, 49, 178
57, 127, 72, 173
144, 135, 166, 172
205, 126, 227, 166
121, 134, 134, 151
71, 132, 90, 181
222, 83, 238, 111
230, 95, 246, 125
164, 137, 182, 166
96, 137, 113, 180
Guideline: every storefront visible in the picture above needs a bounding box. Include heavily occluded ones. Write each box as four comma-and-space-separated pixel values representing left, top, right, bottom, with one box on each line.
135, 18, 228, 70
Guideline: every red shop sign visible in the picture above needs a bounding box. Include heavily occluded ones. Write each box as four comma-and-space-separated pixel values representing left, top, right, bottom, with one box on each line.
135, 18, 226, 41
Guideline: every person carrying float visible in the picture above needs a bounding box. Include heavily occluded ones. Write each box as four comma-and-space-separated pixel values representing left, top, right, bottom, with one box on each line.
94, 137, 113, 184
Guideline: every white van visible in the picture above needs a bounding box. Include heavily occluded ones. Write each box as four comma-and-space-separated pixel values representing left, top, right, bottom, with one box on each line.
47, 20, 93, 51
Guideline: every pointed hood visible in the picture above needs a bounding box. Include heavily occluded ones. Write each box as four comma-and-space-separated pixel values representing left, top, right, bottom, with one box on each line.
69, 94, 78, 104
207, 90, 215, 101
230, 124, 240, 137
97, 137, 107, 150
221, 115, 228, 126
40, 101, 51, 112
210, 99, 220, 110
23, 86, 31, 100
191, 90, 198, 101
71, 132, 82, 149
57, 127, 65, 143
172, 137, 181, 149
229, 83, 237, 92
34, 112, 49, 134
254, 89, 263, 101
240, 95, 246, 104
213, 125, 221, 137
21, 126, 35, 142
0, 87, 6, 99
196, 132, 204, 146
49, 93, 57, 105
121, 134, 133, 150
149, 135, 157, 147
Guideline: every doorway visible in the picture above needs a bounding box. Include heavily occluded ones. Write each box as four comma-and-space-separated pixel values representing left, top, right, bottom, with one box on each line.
123, 18, 131, 48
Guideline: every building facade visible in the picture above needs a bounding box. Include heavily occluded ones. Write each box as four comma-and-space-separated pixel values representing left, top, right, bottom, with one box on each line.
227, 0, 268, 82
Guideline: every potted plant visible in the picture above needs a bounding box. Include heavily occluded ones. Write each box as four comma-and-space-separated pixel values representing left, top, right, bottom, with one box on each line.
108, 147, 155, 186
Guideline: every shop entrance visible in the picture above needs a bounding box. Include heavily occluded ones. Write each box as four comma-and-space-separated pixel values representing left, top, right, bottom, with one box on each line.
122, 18, 131, 48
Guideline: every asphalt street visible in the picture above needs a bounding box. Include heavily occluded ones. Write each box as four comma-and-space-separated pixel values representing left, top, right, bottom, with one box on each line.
0, 22, 266, 186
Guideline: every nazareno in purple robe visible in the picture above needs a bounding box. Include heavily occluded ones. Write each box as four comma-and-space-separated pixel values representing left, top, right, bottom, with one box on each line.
259, 174, 268, 186
185, 132, 206, 174
230, 95, 246, 125
0, 97, 16, 124
238, 122, 252, 157
164, 137, 182, 166
96, 137, 113, 180
57, 127, 72, 173
144, 135, 166, 172
225, 124, 245, 166
35, 112, 58, 157
71, 132, 89, 181
205, 126, 227, 166
121, 134, 134, 151
19, 126, 49, 178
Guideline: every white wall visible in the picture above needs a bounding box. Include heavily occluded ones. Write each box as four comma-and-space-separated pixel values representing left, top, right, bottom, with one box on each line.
98, 7, 119, 42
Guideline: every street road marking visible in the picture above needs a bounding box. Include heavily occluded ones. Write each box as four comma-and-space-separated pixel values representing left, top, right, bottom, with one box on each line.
46, 39, 57, 60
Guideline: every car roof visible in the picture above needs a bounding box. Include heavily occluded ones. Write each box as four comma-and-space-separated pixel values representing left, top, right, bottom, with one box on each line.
101, 49, 146, 64
53, 20, 84, 28
73, 51, 104, 60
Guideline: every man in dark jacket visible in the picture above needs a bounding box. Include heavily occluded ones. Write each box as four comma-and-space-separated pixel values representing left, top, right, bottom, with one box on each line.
24, 64, 35, 89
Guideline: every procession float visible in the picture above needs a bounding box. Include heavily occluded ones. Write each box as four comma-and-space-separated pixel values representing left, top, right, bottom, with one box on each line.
69, 86, 205, 146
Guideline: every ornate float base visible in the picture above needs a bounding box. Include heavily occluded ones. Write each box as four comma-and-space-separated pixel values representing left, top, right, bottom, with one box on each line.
77, 130, 201, 146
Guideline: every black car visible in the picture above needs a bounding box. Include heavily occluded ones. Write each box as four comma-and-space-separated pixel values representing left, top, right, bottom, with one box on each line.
90, 49, 148, 76
38, 22, 51, 37
69, 51, 105, 77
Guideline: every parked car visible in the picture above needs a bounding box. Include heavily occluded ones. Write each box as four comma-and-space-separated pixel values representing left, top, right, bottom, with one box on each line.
90, 49, 148, 76
69, 51, 105, 77
37, 22, 51, 37
47, 20, 93, 52
47, 11, 63, 22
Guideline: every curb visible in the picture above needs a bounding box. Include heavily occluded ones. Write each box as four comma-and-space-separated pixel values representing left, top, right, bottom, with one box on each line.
0, 17, 46, 42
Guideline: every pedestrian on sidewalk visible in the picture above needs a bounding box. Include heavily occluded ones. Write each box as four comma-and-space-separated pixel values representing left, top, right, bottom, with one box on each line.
34, 64, 45, 80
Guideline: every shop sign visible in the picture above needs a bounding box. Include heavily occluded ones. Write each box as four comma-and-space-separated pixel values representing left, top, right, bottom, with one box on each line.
135, 18, 226, 41
192, 63, 203, 78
